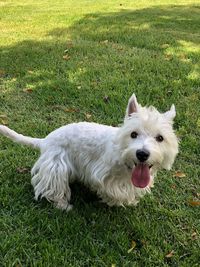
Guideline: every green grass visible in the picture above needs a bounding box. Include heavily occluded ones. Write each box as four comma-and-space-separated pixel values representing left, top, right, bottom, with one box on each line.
0, 0, 200, 266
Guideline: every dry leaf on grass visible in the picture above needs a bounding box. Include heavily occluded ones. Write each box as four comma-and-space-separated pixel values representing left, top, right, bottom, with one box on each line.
52, 106, 79, 113
0, 115, 8, 125
191, 232, 197, 240
27, 70, 34, 74
63, 55, 70, 60
100, 40, 109, 44
23, 88, 33, 93
103, 95, 110, 103
0, 120, 8, 126
16, 167, 30, 174
127, 240, 136, 253
0, 69, 6, 77
0, 119, 8, 125
192, 190, 200, 198
188, 200, 200, 207
173, 171, 186, 178
85, 113, 92, 120
165, 250, 174, 258
64, 108, 79, 113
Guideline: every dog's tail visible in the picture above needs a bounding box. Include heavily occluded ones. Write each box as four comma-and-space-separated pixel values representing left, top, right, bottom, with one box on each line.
0, 125, 42, 149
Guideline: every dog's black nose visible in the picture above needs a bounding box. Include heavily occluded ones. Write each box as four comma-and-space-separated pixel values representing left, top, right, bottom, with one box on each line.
136, 149, 150, 162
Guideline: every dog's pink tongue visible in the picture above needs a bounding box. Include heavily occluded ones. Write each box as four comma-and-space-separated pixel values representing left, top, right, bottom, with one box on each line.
131, 164, 150, 188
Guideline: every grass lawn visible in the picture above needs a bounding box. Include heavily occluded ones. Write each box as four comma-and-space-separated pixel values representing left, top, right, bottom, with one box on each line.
0, 0, 200, 266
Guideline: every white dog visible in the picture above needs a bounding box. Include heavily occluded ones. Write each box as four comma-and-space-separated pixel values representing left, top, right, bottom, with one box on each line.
0, 94, 178, 211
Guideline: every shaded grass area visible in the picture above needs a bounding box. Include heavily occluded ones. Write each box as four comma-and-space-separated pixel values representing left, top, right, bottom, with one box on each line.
0, 1, 200, 266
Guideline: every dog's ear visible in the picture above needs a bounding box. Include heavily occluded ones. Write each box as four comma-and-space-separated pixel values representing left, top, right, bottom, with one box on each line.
164, 104, 176, 121
125, 93, 139, 118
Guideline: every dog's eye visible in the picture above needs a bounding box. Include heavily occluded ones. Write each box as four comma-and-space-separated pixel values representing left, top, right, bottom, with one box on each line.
156, 135, 164, 142
131, 131, 138, 139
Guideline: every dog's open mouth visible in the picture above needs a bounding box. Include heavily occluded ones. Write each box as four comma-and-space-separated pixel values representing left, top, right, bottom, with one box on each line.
131, 163, 152, 188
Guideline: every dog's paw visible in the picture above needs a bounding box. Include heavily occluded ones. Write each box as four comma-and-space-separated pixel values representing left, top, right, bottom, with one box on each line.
66, 204, 73, 212
55, 201, 73, 212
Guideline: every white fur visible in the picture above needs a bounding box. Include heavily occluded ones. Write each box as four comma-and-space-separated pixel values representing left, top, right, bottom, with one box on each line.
0, 94, 178, 210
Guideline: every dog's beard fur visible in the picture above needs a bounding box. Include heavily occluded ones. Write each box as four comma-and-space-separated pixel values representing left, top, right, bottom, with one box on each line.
0, 94, 178, 211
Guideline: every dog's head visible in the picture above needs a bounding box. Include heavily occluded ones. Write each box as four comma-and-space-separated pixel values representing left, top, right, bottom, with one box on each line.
117, 93, 179, 188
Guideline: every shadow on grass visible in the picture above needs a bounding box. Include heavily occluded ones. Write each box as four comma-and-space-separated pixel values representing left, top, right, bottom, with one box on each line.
1, 5, 199, 98
50, 4, 200, 49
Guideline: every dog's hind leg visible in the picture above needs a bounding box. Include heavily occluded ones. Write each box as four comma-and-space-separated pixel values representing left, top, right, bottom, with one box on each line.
31, 147, 73, 211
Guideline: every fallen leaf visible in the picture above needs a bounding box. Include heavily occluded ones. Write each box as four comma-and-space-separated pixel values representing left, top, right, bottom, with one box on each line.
103, 95, 110, 103
192, 191, 200, 198
23, 88, 33, 93
188, 200, 200, 207
165, 250, 174, 258
27, 70, 34, 74
191, 232, 197, 240
63, 55, 70, 60
85, 113, 92, 120
0, 119, 8, 125
0, 115, 8, 125
167, 90, 173, 96
16, 167, 30, 174
173, 171, 186, 178
127, 240, 136, 253
0, 69, 5, 77
64, 108, 79, 113
100, 40, 109, 44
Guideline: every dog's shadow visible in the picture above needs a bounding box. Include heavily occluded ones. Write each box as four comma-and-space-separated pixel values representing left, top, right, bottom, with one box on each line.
36, 181, 108, 211
70, 182, 101, 206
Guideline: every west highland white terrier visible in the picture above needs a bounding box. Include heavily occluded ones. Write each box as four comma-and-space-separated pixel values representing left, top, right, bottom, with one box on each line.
0, 94, 178, 211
